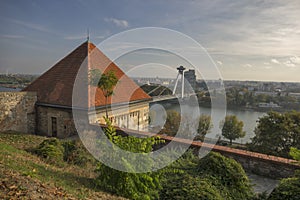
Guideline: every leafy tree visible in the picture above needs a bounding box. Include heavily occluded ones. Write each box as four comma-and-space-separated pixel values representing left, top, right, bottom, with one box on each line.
89, 69, 118, 118
95, 118, 165, 199
248, 111, 300, 158
159, 110, 208, 139
221, 115, 246, 145
159, 110, 181, 136
196, 114, 213, 141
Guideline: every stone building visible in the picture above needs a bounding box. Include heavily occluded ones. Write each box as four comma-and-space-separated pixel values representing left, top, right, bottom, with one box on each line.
184, 69, 196, 92
0, 41, 151, 138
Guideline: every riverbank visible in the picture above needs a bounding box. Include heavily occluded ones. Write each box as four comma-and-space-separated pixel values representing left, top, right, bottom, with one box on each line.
198, 101, 300, 112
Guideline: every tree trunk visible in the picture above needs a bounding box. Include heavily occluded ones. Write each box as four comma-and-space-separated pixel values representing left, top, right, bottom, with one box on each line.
105, 96, 108, 119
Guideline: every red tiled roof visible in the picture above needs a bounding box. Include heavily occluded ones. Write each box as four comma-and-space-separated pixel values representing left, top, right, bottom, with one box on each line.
23, 41, 151, 108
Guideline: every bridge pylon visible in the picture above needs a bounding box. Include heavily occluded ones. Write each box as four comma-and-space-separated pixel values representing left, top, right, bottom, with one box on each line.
172, 66, 186, 98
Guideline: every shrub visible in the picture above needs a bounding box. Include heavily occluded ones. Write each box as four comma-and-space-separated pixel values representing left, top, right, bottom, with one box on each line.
35, 138, 94, 167
95, 118, 165, 200
160, 174, 222, 200
34, 138, 64, 165
268, 171, 300, 200
196, 152, 254, 200
62, 140, 94, 167
159, 151, 255, 200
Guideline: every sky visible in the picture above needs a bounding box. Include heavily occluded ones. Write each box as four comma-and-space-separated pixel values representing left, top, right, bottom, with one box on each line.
0, 0, 300, 82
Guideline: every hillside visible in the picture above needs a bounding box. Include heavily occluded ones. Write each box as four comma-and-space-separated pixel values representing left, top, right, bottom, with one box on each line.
0, 132, 125, 200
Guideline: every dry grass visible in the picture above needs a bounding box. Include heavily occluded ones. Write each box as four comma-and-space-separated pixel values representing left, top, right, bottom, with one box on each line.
0, 132, 126, 200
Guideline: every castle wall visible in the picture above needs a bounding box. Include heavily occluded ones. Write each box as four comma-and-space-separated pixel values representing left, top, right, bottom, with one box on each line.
0, 92, 37, 134
37, 100, 150, 138
36, 106, 77, 138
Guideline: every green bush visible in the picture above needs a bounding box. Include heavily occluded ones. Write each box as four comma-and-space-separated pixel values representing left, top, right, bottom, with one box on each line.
35, 138, 94, 167
160, 174, 222, 200
62, 140, 94, 167
268, 171, 300, 200
34, 138, 64, 165
95, 118, 165, 200
196, 152, 254, 200
159, 151, 255, 200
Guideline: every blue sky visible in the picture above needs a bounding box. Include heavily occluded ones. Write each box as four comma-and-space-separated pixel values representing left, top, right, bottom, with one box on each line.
0, 0, 300, 82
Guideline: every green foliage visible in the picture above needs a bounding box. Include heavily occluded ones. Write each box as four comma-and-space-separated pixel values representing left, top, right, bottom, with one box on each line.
34, 138, 64, 166
281, 147, 300, 199
196, 152, 254, 200
35, 138, 94, 167
249, 111, 300, 158
159, 110, 181, 136
97, 70, 118, 98
196, 114, 213, 141
221, 115, 246, 144
160, 111, 211, 141
95, 119, 254, 200
160, 150, 254, 200
289, 147, 300, 162
251, 192, 269, 200
62, 140, 95, 167
89, 69, 118, 117
95, 118, 165, 199
88, 68, 102, 86
160, 174, 223, 200
268, 174, 300, 200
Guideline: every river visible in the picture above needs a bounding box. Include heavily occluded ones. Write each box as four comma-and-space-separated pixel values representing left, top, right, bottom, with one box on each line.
0, 86, 21, 92
154, 103, 266, 144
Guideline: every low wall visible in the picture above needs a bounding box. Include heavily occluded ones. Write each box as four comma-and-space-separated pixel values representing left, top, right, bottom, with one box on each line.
0, 92, 37, 134
113, 127, 300, 179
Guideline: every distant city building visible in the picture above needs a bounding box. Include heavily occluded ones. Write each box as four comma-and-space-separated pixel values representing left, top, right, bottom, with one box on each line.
184, 69, 196, 92
289, 93, 300, 99
258, 102, 280, 108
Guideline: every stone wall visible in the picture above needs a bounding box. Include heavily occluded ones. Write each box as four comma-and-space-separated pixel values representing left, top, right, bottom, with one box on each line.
0, 92, 37, 134
36, 105, 77, 138
115, 128, 300, 179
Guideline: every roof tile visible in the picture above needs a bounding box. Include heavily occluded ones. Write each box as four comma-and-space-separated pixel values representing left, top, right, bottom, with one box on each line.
23, 41, 151, 108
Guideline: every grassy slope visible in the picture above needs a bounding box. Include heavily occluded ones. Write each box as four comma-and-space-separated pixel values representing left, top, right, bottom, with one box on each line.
0, 132, 125, 200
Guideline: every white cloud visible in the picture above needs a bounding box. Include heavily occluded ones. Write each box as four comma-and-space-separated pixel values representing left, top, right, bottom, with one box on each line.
290, 56, 300, 64
271, 59, 280, 64
216, 60, 223, 65
264, 66, 272, 70
104, 18, 129, 28
284, 60, 296, 68
264, 62, 270, 65
243, 64, 252, 68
